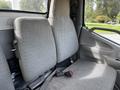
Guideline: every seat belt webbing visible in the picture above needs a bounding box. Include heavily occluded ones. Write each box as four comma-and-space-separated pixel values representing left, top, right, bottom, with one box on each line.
40, 69, 57, 90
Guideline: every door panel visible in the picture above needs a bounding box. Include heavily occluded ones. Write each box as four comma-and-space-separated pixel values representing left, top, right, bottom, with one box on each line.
80, 28, 120, 69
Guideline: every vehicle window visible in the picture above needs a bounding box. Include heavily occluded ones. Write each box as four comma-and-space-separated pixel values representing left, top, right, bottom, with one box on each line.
85, 0, 120, 44
0, 0, 48, 13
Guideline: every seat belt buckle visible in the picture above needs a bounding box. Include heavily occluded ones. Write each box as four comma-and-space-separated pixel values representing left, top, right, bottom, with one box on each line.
55, 70, 73, 78
64, 71, 73, 78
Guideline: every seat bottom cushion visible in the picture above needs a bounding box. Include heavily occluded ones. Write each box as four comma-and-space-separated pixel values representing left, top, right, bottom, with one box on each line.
47, 59, 116, 90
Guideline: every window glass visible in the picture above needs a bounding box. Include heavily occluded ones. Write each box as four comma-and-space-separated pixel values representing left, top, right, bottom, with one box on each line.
85, 0, 120, 44
0, 0, 48, 13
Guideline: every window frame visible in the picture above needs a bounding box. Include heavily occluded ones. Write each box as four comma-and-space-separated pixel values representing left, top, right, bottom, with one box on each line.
0, 0, 49, 15
83, 0, 86, 27
83, 0, 120, 45
0, 9, 47, 14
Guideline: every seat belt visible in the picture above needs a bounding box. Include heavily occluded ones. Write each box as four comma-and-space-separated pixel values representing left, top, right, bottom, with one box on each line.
15, 69, 54, 90
40, 68, 73, 90
28, 70, 53, 90
40, 69, 57, 90
19, 67, 73, 90
21, 67, 72, 90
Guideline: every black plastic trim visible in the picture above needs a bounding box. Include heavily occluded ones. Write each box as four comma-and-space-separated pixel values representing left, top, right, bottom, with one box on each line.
0, 9, 47, 15
82, 0, 85, 26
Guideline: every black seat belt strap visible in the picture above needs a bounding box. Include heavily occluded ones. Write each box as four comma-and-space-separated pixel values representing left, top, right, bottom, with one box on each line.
40, 68, 73, 90
28, 71, 52, 90
19, 70, 53, 90
40, 69, 57, 90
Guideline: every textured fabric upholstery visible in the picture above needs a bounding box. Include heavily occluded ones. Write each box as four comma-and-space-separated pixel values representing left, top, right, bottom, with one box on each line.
49, 0, 79, 63
47, 60, 116, 90
14, 17, 56, 82
49, 0, 70, 18
0, 46, 15, 90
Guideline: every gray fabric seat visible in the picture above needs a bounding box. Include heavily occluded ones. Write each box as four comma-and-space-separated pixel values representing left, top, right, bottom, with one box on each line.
47, 60, 116, 90
47, 0, 117, 90
14, 17, 56, 82
49, 0, 79, 63
0, 46, 15, 90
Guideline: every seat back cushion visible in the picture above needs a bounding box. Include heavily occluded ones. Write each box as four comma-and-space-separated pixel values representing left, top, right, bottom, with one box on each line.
14, 17, 56, 82
49, 0, 79, 63
0, 46, 15, 90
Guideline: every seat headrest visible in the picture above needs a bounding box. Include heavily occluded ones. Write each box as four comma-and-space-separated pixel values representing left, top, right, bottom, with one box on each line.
49, 0, 70, 18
